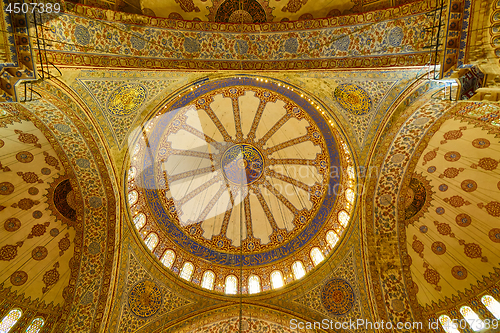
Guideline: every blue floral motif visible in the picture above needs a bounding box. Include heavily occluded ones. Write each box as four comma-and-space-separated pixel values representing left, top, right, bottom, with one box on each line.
388, 26, 404, 46
334, 35, 350, 51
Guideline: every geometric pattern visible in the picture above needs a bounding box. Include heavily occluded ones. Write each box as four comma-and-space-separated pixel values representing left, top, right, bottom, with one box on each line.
321, 278, 355, 315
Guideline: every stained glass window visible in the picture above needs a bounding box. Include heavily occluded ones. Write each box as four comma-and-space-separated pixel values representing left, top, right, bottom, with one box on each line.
145, 233, 158, 251
225, 275, 238, 295
271, 271, 284, 289
133, 213, 146, 229
161, 250, 175, 268
128, 190, 138, 205
128, 167, 136, 181
338, 210, 349, 227
460, 306, 484, 331
439, 315, 460, 333
201, 271, 215, 290
310, 247, 324, 266
482, 295, 500, 319
0, 309, 22, 333
248, 275, 260, 294
25, 317, 44, 333
345, 188, 355, 204
326, 230, 339, 247
292, 261, 306, 280
180, 262, 194, 281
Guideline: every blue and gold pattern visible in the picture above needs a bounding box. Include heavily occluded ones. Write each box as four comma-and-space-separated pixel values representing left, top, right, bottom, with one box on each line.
333, 84, 372, 116
106, 83, 147, 116
321, 278, 355, 315
128, 280, 162, 318
221, 144, 264, 185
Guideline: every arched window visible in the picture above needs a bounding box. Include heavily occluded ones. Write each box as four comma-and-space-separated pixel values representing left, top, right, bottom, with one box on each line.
438, 315, 460, 333
225, 275, 238, 295
345, 188, 355, 204
270, 271, 284, 289
338, 210, 349, 227
179, 262, 194, 281
128, 190, 138, 205
161, 250, 175, 268
460, 306, 484, 331
482, 295, 500, 319
292, 261, 306, 280
201, 271, 215, 290
248, 275, 261, 294
326, 230, 339, 247
133, 213, 146, 229
310, 247, 324, 266
0, 309, 22, 333
128, 166, 136, 181
145, 233, 158, 251
25, 317, 45, 333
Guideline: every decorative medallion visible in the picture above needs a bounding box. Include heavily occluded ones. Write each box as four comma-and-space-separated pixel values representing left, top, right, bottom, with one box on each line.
16, 151, 33, 163
32, 246, 48, 260
0, 242, 23, 261
43, 151, 60, 170
451, 266, 468, 280
477, 157, 499, 171
28, 187, 39, 195
419, 225, 428, 233
444, 195, 470, 207
4, 218, 21, 232
422, 148, 438, 165
208, 0, 272, 22
431, 241, 446, 255
435, 207, 445, 215
106, 84, 147, 116
427, 166, 436, 173
489, 228, 500, 243
412, 235, 424, 257
10, 271, 28, 286
439, 167, 464, 178
41, 167, 51, 175
221, 144, 264, 185
460, 179, 477, 192
455, 213, 471, 227
11, 198, 39, 210
74, 25, 90, 46
50, 228, 59, 237
472, 138, 490, 149
14, 129, 41, 148
441, 126, 466, 144
28, 222, 50, 238
0, 182, 14, 195
444, 151, 461, 162
17, 171, 43, 184
478, 201, 500, 217
333, 84, 372, 116
42, 262, 60, 293
128, 280, 162, 318
320, 278, 355, 315
438, 184, 448, 192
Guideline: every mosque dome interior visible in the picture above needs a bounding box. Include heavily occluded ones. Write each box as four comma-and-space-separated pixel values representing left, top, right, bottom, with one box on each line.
0, 0, 500, 332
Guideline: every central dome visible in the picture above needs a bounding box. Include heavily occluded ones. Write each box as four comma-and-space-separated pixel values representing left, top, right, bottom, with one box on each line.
126, 76, 355, 294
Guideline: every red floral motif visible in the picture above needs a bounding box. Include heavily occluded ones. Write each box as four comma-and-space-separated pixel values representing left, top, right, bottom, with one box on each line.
42, 262, 60, 293
422, 147, 438, 165
472, 138, 490, 149
463, 243, 487, 262
431, 241, 446, 255
11, 198, 39, 210
10, 270, 28, 286
43, 151, 60, 170
439, 167, 464, 178
444, 151, 461, 162
460, 179, 477, 192
478, 201, 500, 217
0, 241, 23, 261
440, 126, 466, 144
58, 233, 71, 256
412, 235, 424, 257
17, 171, 43, 184
423, 263, 441, 291
14, 129, 41, 148
478, 157, 499, 171
28, 222, 50, 238
444, 195, 470, 208
434, 221, 453, 237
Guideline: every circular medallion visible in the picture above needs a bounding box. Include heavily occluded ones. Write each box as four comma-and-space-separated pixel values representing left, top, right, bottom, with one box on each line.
461, 179, 477, 192
41, 167, 51, 175
106, 84, 147, 116
455, 213, 471, 227
50, 228, 59, 237
439, 184, 448, 192
0, 139, 3, 148
333, 84, 372, 115
472, 138, 490, 149
4, 218, 21, 232
321, 278, 355, 315
431, 241, 446, 255
31, 246, 48, 260
16, 151, 33, 163
451, 266, 468, 280
28, 187, 39, 195
419, 225, 428, 233
32, 210, 42, 219
444, 151, 461, 162
388, 27, 404, 46
435, 207, 445, 215
10, 271, 28, 286
0, 182, 14, 195
74, 25, 90, 45
427, 166, 436, 173
221, 144, 263, 185
489, 228, 500, 243
128, 280, 162, 318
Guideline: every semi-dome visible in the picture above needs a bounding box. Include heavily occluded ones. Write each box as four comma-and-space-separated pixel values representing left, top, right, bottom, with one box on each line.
126, 76, 356, 294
